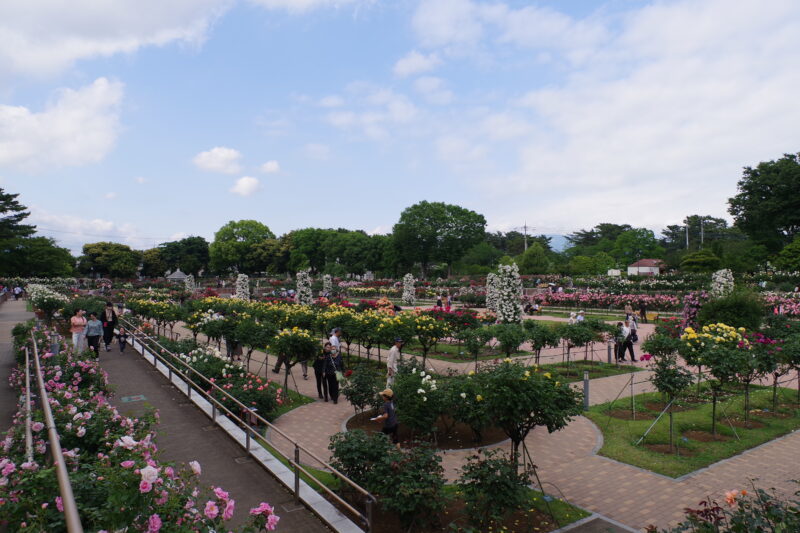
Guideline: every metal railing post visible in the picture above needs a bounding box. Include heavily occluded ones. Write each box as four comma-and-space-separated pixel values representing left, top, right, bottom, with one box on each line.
31, 333, 84, 533
583, 371, 590, 411
294, 444, 301, 503
24, 347, 34, 463
365, 496, 374, 533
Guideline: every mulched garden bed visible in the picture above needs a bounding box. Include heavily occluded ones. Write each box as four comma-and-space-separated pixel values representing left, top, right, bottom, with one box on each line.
346, 411, 509, 450
683, 430, 730, 442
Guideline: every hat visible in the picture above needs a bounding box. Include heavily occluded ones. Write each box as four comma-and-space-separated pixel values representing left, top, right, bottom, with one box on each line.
380, 388, 394, 398
394, 337, 403, 343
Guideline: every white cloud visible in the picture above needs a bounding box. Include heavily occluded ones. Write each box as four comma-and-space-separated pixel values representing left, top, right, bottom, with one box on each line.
393, 50, 442, 77
0, 77, 123, 171
246, 0, 369, 14
104, 192, 117, 200
28, 207, 155, 253
304, 143, 331, 160
192, 146, 242, 174
436, 136, 486, 164
412, 0, 484, 49
480, 0, 800, 230
0, 1, 231, 77
480, 113, 530, 141
319, 95, 344, 108
260, 160, 280, 173
134, 176, 147, 184
230, 176, 260, 196
413, 76, 453, 105
326, 85, 418, 139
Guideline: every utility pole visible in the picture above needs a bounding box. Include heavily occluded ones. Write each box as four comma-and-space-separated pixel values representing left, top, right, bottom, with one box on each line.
523, 222, 529, 251
700, 217, 705, 249
685, 224, 689, 249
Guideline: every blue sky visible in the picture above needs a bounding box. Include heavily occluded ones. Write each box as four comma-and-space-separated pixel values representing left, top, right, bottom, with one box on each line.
2, 0, 800, 253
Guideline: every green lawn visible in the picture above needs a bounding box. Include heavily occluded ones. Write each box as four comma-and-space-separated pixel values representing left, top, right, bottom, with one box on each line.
585, 385, 800, 477
401, 339, 536, 362
539, 360, 644, 383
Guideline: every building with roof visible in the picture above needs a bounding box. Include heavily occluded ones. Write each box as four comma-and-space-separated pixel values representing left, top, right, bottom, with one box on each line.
627, 259, 665, 276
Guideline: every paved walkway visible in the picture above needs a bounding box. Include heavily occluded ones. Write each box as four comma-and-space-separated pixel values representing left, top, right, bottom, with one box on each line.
99, 341, 329, 531
0, 298, 32, 433
167, 318, 800, 532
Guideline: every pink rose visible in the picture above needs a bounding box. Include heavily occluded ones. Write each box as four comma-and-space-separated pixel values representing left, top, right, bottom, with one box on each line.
189, 460, 201, 476
120, 460, 135, 468
223, 499, 235, 520
266, 513, 280, 530
147, 513, 162, 533
139, 480, 153, 493
204, 500, 219, 520
213, 486, 229, 501
56, 496, 64, 512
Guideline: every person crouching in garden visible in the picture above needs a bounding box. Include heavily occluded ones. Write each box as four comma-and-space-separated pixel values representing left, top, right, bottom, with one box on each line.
85, 313, 103, 356
372, 389, 399, 447
324, 342, 344, 404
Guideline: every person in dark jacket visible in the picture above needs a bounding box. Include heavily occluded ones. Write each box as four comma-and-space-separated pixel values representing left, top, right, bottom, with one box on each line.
314, 343, 332, 401
323, 344, 344, 404
372, 388, 399, 447
101, 302, 118, 352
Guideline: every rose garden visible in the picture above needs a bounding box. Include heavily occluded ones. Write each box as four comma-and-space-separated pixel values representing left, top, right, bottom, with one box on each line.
2, 263, 799, 533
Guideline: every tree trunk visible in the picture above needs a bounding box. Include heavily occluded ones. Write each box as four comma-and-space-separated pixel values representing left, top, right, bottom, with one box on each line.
711, 389, 717, 436
744, 382, 750, 424
669, 399, 674, 452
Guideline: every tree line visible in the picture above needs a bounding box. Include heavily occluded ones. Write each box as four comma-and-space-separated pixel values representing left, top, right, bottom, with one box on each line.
2, 151, 799, 278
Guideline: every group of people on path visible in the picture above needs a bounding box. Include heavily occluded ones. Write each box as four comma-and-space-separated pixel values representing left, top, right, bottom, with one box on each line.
616, 303, 640, 362
69, 302, 128, 355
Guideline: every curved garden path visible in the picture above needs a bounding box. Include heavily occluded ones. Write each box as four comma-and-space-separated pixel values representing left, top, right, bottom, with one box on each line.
166, 318, 800, 531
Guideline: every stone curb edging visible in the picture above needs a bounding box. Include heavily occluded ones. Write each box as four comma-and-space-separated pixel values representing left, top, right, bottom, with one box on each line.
552, 512, 641, 532
128, 337, 364, 533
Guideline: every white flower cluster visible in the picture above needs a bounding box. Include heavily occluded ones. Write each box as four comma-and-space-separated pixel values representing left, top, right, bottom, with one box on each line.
184, 274, 195, 292
296, 269, 314, 305
234, 273, 250, 301
26, 283, 69, 308
180, 346, 225, 364
710, 269, 734, 298
485, 273, 499, 312
402, 273, 416, 306
411, 368, 437, 402
322, 274, 332, 295
495, 263, 523, 323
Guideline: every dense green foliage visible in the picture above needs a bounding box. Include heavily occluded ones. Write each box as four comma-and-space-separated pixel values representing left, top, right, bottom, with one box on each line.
697, 290, 764, 331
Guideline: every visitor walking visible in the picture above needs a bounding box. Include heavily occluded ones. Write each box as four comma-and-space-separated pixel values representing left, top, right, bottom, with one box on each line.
616, 319, 637, 362
13, 286, 22, 300
624, 303, 634, 320
436, 294, 443, 308
568, 312, 577, 325
639, 301, 648, 324
117, 327, 129, 353
101, 302, 118, 352
386, 338, 402, 387
85, 313, 103, 356
576, 310, 586, 323
371, 389, 399, 447
324, 344, 344, 404
315, 343, 332, 401
70, 309, 87, 353
329, 327, 343, 357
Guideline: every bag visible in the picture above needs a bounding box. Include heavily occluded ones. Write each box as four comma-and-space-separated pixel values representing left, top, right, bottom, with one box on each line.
631, 331, 639, 343
335, 370, 344, 382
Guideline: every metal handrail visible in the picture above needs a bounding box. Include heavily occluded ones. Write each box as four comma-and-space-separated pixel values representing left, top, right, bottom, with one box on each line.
23, 347, 34, 462
120, 316, 377, 531
30, 332, 84, 533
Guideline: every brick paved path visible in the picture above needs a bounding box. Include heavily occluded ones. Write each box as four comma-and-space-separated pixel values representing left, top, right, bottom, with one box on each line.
169, 320, 800, 531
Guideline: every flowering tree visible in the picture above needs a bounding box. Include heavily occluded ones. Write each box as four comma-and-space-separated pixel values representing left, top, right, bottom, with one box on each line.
485, 273, 499, 312
234, 273, 250, 301
402, 273, 416, 306
495, 264, 523, 323
322, 274, 332, 296
296, 269, 313, 306
710, 269, 734, 298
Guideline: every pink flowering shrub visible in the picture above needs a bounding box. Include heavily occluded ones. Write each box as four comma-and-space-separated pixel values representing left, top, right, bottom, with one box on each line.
1, 325, 278, 532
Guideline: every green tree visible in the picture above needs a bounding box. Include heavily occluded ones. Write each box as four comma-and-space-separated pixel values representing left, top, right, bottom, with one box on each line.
159, 236, 209, 275
680, 249, 721, 272
0, 237, 74, 277
392, 201, 486, 277
458, 242, 503, 270
728, 152, 800, 252
612, 228, 664, 265
517, 242, 550, 274
0, 188, 35, 241
209, 220, 275, 274
78, 242, 141, 278
141, 248, 166, 277
568, 255, 595, 275
775, 235, 800, 272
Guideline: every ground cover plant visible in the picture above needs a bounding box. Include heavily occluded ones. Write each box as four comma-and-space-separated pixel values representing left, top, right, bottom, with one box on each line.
586, 384, 800, 477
